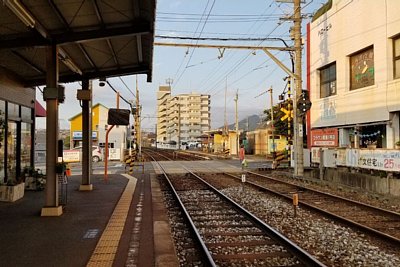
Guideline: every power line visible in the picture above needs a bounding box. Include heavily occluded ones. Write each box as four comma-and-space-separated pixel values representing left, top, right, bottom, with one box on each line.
36, 86, 43, 94
119, 77, 136, 98
106, 80, 131, 107
171, 0, 213, 88
155, 35, 290, 42
156, 28, 290, 38
203, 22, 284, 96
156, 18, 281, 23
174, 0, 216, 88
196, 4, 280, 93
157, 11, 282, 17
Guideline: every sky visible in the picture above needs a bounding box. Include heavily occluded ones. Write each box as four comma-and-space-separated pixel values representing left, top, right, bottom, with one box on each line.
35, 0, 328, 132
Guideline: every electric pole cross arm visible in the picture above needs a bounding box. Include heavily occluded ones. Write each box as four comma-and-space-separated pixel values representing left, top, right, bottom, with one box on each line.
155, 42, 299, 84
154, 42, 294, 52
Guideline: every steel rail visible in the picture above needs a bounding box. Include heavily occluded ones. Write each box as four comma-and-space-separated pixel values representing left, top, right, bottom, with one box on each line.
155, 160, 216, 266
182, 166, 326, 267
142, 148, 173, 161
226, 170, 400, 246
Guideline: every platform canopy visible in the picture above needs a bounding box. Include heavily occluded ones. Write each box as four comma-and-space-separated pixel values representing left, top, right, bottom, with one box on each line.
0, 0, 156, 86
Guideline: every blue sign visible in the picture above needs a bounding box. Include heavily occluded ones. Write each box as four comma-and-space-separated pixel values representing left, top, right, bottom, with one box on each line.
73, 131, 98, 140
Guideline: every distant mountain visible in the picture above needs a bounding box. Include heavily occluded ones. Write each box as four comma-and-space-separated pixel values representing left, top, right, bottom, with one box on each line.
219, 114, 262, 132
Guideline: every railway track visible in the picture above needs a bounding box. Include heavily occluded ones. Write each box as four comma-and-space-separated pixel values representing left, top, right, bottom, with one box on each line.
142, 149, 173, 161
142, 148, 207, 161
159, 165, 325, 266
211, 171, 400, 245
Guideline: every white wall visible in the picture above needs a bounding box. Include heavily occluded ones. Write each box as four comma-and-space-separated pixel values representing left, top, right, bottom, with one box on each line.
309, 0, 400, 128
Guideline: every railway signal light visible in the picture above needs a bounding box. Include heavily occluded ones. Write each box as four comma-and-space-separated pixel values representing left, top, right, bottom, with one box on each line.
297, 90, 312, 117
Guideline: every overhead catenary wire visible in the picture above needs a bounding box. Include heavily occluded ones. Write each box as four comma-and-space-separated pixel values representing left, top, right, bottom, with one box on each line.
171, 0, 213, 88
196, 4, 282, 94
158, 0, 319, 95
157, 0, 319, 123
155, 35, 291, 42
156, 28, 291, 38
173, 0, 216, 88
203, 22, 284, 96
106, 80, 131, 107
119, 77, 136, 98
178, 4, 279, 93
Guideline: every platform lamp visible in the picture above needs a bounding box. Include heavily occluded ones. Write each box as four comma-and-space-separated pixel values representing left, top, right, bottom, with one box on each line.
4, 0, 35, 28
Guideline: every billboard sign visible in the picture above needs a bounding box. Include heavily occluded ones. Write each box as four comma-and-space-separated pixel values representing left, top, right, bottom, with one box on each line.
72, 131, 98, 140
311, 128, 338, 147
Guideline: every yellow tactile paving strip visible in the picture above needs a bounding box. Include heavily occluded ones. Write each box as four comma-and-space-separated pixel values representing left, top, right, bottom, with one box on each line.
86, 174, 137, 267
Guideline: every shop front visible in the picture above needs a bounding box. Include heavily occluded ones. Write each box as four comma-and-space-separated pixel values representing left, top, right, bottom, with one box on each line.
0, 90, 35, 186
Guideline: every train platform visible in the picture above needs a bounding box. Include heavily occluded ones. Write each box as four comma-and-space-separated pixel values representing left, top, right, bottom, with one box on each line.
0, 167, 178, 267
0, 159, 273, 266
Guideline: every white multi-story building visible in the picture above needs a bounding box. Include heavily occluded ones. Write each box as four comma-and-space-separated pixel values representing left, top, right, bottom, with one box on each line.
156, 86, 171, 143
308, 0, 400, 149
156, 86, 210, 145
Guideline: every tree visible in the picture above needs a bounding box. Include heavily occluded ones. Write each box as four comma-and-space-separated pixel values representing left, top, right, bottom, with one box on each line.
64, 135, 71, 149
263, 99, 293, 137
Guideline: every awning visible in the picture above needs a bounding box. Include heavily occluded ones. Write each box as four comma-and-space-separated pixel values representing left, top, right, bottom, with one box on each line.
35, 100, 46, 117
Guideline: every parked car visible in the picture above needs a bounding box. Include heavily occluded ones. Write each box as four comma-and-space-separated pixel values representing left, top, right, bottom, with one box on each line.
73, 146, 103, 162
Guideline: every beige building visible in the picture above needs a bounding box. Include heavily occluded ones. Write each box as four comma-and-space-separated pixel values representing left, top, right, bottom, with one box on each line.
308, 0, 400, 149
156, 86, 210, 145
246, 122, 286, 155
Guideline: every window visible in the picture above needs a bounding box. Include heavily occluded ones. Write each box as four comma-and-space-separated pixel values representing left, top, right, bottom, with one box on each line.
21, 122, 32, 170
7, 122, 17, 180
394, 36, 400, 79
7, 102, 19, 119
350, 46, 374, 90
0, 100, 5, 183
320, 63, 336, 98
21, 106, 32, 122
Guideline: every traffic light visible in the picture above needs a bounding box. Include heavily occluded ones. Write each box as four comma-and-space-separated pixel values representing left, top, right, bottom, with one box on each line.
297, 90, 312, 117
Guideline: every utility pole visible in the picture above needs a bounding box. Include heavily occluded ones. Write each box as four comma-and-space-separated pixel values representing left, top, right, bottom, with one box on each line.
255, 86, 275, 164
268, 87, 276, 162
293, 0, 303, 177
135, 76, 141, 157
234, 90, 239, 155
166, 78, 173, 91
224, 77, 228, 151
287, 78, 292, 167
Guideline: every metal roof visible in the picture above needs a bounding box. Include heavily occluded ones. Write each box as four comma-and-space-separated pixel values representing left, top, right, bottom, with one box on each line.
0, 0, 156, 87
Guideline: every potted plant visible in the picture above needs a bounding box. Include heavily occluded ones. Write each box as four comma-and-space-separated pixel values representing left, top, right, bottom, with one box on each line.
23, 167, 46, 191
56, 162, 66, 174
396, 140, 400, 149
23, 166, 36, 190
35, 169, 46, 191
366, 140, 377, 149
0, 173, 25, 202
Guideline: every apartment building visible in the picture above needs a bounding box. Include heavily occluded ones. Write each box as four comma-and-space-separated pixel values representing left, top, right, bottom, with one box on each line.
156, 86, 171, 143
308, 0, 400, 149
156, 86, 211, 145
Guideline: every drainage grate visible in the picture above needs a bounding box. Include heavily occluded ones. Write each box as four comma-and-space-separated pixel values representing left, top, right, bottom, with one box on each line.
83, 229, 99, 239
